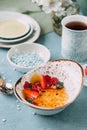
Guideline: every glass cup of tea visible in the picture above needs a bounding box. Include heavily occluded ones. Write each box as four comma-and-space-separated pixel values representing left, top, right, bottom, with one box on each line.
61, 15, 87, 62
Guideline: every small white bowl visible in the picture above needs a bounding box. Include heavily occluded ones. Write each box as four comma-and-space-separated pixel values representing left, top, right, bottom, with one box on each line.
7, 43, 51, 73
14, 59, 84, 115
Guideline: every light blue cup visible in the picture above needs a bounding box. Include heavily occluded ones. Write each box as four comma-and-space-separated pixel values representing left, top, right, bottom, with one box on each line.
77, 0, 87, 15
61, 15, 87, 62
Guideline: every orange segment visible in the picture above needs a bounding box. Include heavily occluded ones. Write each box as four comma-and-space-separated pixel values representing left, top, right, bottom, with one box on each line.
22, 89, 31, 99
30, 73, 41, 84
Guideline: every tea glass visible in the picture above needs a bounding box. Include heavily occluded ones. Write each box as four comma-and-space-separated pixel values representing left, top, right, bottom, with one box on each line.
61, 15, 87, 62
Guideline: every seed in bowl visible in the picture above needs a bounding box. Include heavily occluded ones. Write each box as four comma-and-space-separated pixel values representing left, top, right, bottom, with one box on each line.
11, 52, 44, 67
22, 73, 68, 108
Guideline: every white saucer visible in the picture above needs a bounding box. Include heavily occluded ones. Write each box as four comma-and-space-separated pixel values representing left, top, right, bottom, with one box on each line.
0, 18, 30, 39
0, 24, 33, 43
0, 11, 41, 48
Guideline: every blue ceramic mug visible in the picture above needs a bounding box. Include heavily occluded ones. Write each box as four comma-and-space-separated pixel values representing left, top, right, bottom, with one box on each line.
61, 15, 87, 62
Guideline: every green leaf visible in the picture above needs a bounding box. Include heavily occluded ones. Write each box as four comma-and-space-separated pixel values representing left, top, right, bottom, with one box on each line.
22, 10, 42, 15
27, 98, 34, 104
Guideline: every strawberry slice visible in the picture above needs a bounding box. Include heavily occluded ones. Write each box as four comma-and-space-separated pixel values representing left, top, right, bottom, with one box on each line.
45, 75, 52, 87
51, 77, 58, 85
41, 75, 47, 89
32, 82, 42, 91
22, 89, 39, 100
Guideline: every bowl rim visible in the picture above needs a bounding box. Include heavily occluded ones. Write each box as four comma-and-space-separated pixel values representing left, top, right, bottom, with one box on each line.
14, 59, 84, 111
7, 43, 51, 69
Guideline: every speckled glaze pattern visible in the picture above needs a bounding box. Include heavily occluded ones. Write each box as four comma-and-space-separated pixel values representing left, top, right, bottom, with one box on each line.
14, 60, 84, 115
61, 15, 87, 62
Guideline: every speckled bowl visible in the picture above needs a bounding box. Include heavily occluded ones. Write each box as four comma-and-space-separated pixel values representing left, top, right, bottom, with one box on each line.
7, 43, 50, 73
14, 59, 84, 115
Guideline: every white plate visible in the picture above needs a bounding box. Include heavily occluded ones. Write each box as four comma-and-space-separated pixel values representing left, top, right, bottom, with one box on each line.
0, 11, 41, 48
0, 18, 30, 39
0, 24, 33, 43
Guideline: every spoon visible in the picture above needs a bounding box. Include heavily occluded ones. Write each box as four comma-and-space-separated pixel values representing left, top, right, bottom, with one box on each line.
0, 76, 13, 95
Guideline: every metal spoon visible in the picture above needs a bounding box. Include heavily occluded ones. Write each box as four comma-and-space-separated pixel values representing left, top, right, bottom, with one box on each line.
0, 76, 13, 95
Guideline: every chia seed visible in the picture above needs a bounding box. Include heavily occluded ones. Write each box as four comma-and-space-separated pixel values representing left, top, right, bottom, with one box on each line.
11, 52, 44, 68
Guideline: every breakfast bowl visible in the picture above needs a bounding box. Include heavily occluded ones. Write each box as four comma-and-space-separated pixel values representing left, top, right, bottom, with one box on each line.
7, 43, 50, 73
14, 59, 84, 115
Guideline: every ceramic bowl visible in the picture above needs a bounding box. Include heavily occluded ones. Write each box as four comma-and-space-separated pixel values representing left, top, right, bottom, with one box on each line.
7, 43, 51, 73
14, 59, 84, 115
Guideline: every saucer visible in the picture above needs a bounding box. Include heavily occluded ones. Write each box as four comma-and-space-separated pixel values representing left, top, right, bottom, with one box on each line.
0, 11, 41, 48
0, 18, 30, 39
0, 24, 33, 43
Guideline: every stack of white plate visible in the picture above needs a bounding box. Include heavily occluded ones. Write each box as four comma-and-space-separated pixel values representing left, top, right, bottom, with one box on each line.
0, 11, 41, 48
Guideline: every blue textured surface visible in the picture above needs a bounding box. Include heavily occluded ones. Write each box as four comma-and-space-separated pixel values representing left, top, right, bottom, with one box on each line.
0, 32, 87, 130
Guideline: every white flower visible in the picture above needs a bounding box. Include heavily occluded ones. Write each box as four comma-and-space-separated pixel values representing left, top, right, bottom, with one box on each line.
32, 0, 78, 16
32, 0, 39, 4
62, 0, 73, 7
42, 0, 62, 13
32, 0, 57, 6
55, 7, 66, 16
66, 6, 77, 15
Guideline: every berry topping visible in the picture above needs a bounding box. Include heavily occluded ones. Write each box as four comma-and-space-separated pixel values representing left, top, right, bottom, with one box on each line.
41, 75, 47, 89
23, 81, 32, 89
51, 77, 58, 85
32, 82, 42, 91
22, 73, 64, 106
45, 75, 52, 87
